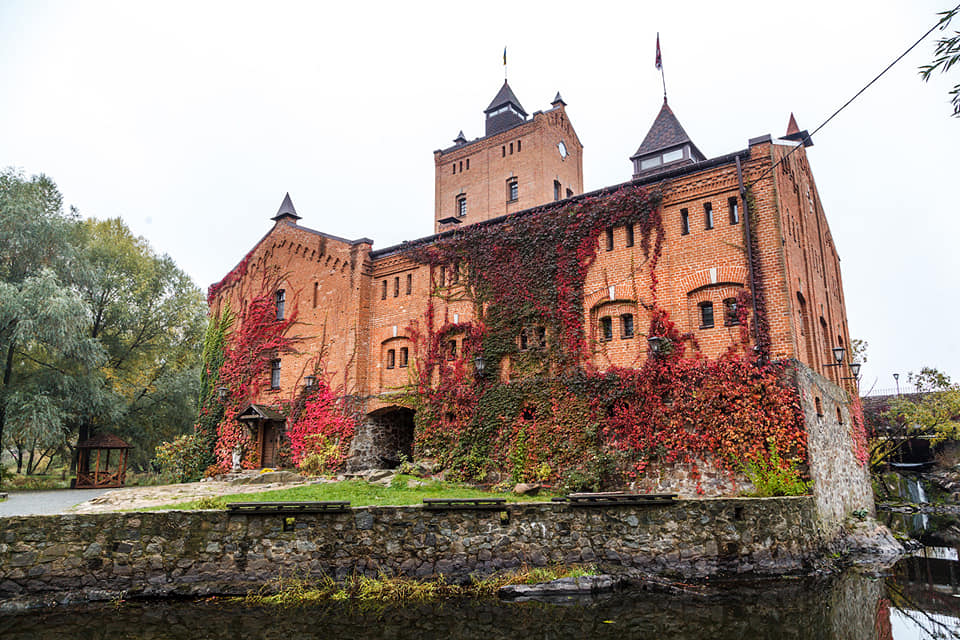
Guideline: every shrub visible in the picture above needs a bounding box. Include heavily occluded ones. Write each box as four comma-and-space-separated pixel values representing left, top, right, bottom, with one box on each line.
152, 434, 209, 483
743, 443, 809, 497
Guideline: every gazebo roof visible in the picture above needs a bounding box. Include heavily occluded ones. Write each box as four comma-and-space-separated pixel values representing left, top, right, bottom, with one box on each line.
77, 433, 131, 449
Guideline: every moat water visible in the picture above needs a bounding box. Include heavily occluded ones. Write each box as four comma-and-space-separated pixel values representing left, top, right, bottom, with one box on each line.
2, 547, 958, 640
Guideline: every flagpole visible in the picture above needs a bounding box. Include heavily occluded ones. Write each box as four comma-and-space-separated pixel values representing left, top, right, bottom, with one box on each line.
656, 33, 667, 103
504, 46, 508, 81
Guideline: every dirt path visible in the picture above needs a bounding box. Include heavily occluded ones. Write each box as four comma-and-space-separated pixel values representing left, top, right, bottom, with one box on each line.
72, 472, 312, 513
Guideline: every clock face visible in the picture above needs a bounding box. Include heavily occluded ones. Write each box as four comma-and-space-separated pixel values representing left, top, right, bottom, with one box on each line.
558, 141, 568, 158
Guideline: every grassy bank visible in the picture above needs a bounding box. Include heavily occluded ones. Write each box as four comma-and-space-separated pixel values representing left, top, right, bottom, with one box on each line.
152, 475, 554, 510
237, 564, 598, 606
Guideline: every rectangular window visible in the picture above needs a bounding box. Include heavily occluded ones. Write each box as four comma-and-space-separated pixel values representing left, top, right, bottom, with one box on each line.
699, 301, 715, 329
599, 316, 613, 342
554, 180, 561, 201
621, 314, 634, 339
406, 273, 412, 295
452, 164, 456, 175
386, 349, 396, 369
605, 228, 614, 251
381, 280, 387, 300
509, 142, 513, 154
275, 290, 285, 320
393, 276, 399, 297
536, 326, 547, 348
728, 197, 740, 224
459, 161, 463, 172
517, 140, 521, 152
270, 359, 281, 389
625, 225, 634, 247
313, 282, 318, 308
681, 208, 690, 235
451, 262, 460, 284
457, 196, 467, 217
519, 328, 528, 351
724, 297, 740, 325
566, 188, 573, 198
447, 339, 457, 360
399, 347, 408, 368
508, 180, 518, 202
502, 146, 505, 157
466, 158, 470, 170
704, 202, 714, 230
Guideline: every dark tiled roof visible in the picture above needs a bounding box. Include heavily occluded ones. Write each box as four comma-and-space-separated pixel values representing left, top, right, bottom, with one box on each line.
272, 192, 301, 221
78, 433, 131, 449
237, 404, 287, 421
631, 100, 698, 159
485, 80, 527, 115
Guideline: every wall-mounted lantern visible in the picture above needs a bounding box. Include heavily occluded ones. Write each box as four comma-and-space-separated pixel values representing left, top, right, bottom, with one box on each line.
824, 346, 846, 367
304, 375, 317, 391
647, 336, 673, 358
474, 355, 486, 378
217, 386, 228, 401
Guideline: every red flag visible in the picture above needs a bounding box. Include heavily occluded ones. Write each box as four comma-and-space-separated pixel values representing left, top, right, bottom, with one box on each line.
655, 33, 662, 70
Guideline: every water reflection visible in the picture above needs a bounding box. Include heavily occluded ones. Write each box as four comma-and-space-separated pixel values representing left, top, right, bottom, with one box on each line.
4, 554, 960, 639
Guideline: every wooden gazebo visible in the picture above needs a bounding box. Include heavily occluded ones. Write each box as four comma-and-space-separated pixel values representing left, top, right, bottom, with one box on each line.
75, 433, 131, 488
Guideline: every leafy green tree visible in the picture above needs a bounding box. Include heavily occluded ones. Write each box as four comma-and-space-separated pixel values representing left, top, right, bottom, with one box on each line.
0, 170, 105, 472
921, 7, 960, 116
873, 367, 960, 468
1, 169, 207, 475
71, 218, 207, 470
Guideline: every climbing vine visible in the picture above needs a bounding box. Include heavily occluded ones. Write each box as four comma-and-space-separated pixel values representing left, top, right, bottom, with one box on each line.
209, 275, 300, 471
402, 184, 806, 490
286, 376, 357, 473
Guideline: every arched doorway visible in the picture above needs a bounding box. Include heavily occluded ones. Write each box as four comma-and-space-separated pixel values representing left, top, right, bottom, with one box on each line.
351, 406, 416, 470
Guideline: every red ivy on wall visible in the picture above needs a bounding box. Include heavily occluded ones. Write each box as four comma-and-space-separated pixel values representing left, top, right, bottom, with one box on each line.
211, 277, 299, 471
399, 184, 807, 489
287, 377, 357, 469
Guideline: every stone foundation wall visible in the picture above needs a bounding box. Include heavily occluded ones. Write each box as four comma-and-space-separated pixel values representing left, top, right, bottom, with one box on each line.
1, 497, 823, 606
791, 361, 875, 534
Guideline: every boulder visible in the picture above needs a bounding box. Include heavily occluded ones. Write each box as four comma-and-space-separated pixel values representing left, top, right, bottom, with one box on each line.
513, 483, 541, 496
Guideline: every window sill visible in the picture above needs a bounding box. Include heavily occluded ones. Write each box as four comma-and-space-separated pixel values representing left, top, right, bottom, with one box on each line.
507, 198, 518, 204
699, 324, 714, 330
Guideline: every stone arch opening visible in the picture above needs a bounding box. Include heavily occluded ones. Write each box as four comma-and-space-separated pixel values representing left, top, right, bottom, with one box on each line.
352, 406, 416, 470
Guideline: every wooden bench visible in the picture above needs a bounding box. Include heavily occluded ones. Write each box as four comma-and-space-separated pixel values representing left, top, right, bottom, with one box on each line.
227, 501, 350, 515
422, 497, 507, 511
553, 492, 678, 507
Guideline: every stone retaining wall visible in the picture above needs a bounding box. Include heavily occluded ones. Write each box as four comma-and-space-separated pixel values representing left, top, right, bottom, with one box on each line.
1, 497, 825, 606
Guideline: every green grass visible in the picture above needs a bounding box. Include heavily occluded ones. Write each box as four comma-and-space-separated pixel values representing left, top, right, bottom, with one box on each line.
150, 474, 555, 510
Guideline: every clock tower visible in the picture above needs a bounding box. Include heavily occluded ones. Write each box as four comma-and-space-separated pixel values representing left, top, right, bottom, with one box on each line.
433, 83, 584, 233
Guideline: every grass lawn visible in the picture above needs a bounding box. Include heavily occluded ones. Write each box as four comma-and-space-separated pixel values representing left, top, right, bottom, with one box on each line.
152, 474, 555, 510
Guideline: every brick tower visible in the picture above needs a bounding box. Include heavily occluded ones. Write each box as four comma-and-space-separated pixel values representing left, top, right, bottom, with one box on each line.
433, 82, 584, 232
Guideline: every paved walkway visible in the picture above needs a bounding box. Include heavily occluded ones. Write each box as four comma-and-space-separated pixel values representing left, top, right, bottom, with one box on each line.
0, 489, 108, 517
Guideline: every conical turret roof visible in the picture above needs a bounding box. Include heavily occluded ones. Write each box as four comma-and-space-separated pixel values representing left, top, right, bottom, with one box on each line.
631, 100, 698, 159
485, 80, 527, 116
271, 192, 301, 222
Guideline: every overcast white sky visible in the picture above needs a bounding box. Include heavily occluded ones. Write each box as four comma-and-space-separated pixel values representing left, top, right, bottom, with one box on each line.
1, 0, 957, 392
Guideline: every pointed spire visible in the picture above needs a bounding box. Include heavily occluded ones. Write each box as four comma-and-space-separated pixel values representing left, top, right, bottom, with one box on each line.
552, 92, 567, 107
786, 113, 800, 136
782, 113, 814, 147
631, 102, 700, 159
485, 80, 527, 116
484, 80, 527, 136
453, 130, 467, 145
271, 192, 301, 222
630, 101, 706, 178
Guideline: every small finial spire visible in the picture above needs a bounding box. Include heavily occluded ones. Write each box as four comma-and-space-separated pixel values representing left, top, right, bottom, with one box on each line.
552, 92, 566, 107
271, 192, 301, 222
453, 130, 467, 145
786, 113, 800, 136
